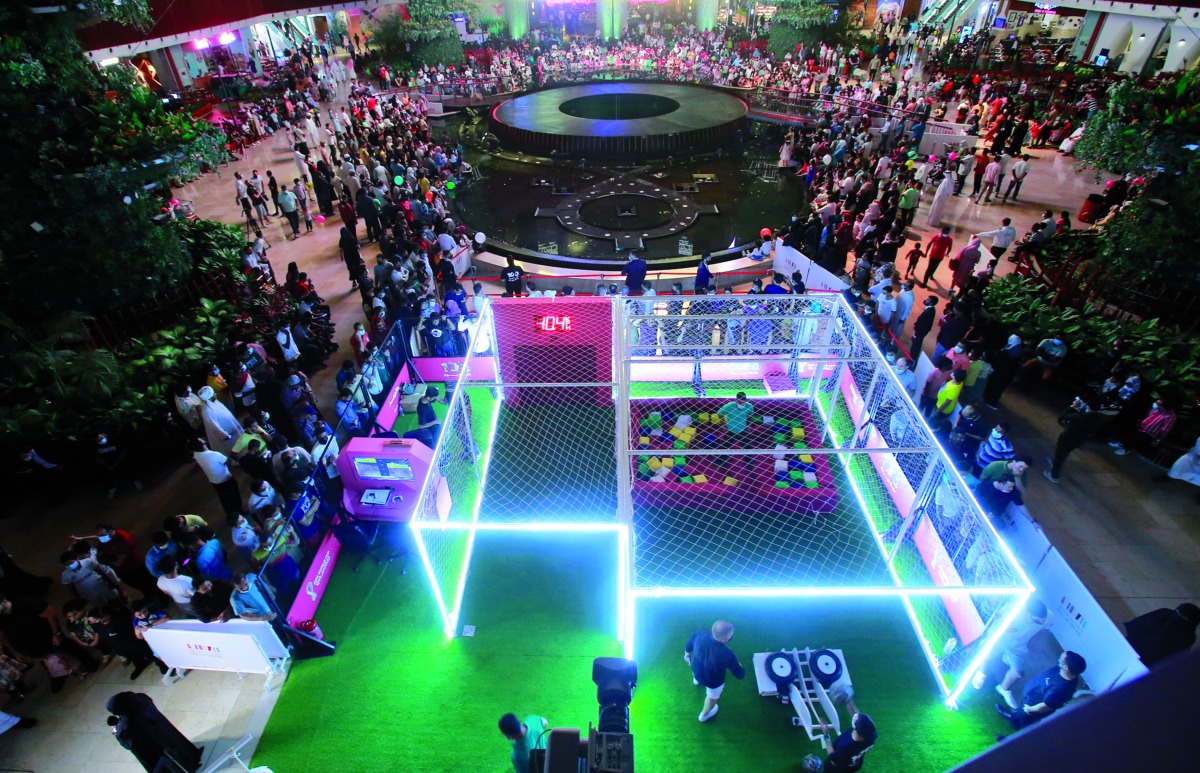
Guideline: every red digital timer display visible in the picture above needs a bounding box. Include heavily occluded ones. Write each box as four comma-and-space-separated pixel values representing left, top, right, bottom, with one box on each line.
534, 314, 572, 333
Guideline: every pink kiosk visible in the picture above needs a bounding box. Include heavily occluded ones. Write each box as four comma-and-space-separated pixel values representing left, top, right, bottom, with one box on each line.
286, 437, 445, 630
336, 437, 447, 522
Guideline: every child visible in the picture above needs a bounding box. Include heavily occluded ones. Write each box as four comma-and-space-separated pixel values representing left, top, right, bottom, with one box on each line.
905, 240, 923, 279
132, 601, 170, 641
303, 206, 314, 233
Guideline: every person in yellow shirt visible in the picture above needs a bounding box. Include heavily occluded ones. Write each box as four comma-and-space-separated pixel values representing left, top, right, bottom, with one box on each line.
934, 369, 967, 430
205, 365, 234, 410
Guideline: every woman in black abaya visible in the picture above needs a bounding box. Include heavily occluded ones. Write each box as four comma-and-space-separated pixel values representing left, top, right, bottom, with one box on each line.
107, 691, 203, 772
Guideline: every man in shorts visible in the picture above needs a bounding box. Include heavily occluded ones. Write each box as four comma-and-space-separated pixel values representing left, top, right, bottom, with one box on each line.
971, 599, 1052, 708
684, 620, 745, 722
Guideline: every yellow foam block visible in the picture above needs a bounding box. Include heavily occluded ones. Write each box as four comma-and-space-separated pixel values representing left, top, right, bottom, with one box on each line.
693, 474, 708, 484
682, 427, 697, 438
638, 436, 650, 446
723, 476, 739, 486
699, 412, 711, 423
646, 457, 662, 471
669, 428, 683, 439
799, 454, 814, 463
791, 427, 806, 439
661, 457, 675, 469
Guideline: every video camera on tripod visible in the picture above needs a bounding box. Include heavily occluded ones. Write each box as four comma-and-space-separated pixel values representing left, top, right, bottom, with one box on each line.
529, 657, 637, 773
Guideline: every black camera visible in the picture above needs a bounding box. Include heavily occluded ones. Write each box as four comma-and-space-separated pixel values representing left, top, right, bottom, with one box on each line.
534, 657, 637, 773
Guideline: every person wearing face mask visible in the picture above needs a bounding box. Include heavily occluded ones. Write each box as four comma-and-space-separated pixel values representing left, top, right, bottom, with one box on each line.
1110, 398, 1178, 458
891, 357, 916, 397
974, 423, 1015, 476
229, 362, 256, 410
947, 342, 970, 372
72, 525, 163, 606
60, 549, 121, 608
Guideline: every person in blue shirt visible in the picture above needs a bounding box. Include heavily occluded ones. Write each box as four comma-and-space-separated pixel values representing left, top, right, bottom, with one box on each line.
695, 253, 713, 294
186, 534, 232, 581
764, 273, 789, 295
995, 650, 1086, 733
622, 251, 647, 293
685, 620, 745, 722
144, 532, 178, 578
230, 571, 276, 621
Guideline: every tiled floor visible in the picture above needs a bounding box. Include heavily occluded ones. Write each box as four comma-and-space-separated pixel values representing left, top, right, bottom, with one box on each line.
1, 91, 1196, 770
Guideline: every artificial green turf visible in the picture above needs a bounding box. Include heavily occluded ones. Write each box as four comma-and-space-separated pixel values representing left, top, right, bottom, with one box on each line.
703, 379, 770, 398
255, 533, 1009, 773
478, 403, 618, 522
254, 531, 623, 773
631, 595, 1007, 773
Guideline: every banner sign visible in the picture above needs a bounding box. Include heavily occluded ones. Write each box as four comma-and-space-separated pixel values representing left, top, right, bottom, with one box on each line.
913, 515, 986, 646
286, 527, 343, 628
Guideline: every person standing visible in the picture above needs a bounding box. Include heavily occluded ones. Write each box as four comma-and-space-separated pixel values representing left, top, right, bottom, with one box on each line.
266, 170, 281, 216
277, 186, 300, 240
106, 691, 203, 773
60, 549, 121, 608
501, 256, 526, 296
155, 560, 196, 618
891, 280, 915, 341
974, 155, 1002, 204
190, 438, 242, 515
685, 620, 745, 722
972, 600, 1053, 707
498, 712, 550, 773
897, 182, 920, 229
717, 392, 755, 449
976, 219, 1018, 264
622, 251, 647, 294
88, 607, 165, 680
921, 226, 953, 287
924, 173, 954, 228
1043, 397, 1112, 484
1001, 155, 1030, 203
995, 651, 1086, 734
984, 334, 1023, 409
1153, 436, 1200, 503
695, 252, 713, 294
909, 296, 937, 358
187, 534, 232, 582
1124, 603, 1200, 668
950, 238, 982, 291
821, 712, 877, 772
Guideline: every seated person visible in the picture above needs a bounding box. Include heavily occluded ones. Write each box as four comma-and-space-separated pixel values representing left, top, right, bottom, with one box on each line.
995, 651, 1086, 733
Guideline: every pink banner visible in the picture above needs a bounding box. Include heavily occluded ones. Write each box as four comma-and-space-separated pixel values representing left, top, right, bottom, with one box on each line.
286, 528, 342, 628
913, 516, 986, 646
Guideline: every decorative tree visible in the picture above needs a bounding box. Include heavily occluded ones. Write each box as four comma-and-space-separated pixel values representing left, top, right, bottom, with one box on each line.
367, 0, 472, 70
768, 0, 837, 60
0, 1, 225, 321
1073, 74, 1200, 291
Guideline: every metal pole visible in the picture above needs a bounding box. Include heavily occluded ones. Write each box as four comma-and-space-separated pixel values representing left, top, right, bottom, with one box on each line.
613, 298, 634, 526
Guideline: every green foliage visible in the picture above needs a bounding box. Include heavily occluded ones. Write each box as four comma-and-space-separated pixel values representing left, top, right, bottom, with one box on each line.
983, 275, 1200, 421
768, 0, 837, 59
367, 1, 469, 69
1071, 74, 1200, 295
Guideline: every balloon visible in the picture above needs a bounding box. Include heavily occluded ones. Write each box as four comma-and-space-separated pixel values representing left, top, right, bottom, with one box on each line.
759, 227, 773, 238
1105, 180, 1114, 189
947, 152, 958, 161
446, 180, 455, 190
122, 196, 132, 205
426, 191, 434, 203
474, 232, 486, 244
315, 215, 325, 223
1132, 176, 1145, 185
822, 154, 832, 166
394, 175, 404, 185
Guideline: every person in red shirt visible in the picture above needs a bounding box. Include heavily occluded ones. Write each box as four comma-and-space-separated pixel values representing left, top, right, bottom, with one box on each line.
904, 239, 923, 279
922, 226, 954, 287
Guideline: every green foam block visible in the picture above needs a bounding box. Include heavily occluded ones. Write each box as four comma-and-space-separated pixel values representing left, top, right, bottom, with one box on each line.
805, 481, 820, 488
774, 481, 790, 488
789, 470, 804, 480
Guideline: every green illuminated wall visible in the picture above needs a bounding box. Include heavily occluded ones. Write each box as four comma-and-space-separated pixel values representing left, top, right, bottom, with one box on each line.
503, 0, 528, 39
597, 0, 629, 40
696, 0, 719, 30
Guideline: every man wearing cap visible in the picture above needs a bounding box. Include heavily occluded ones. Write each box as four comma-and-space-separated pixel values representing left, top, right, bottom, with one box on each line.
995, 650, 1086, 732
822, 712, 877, 772
197, 386, 242, 457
